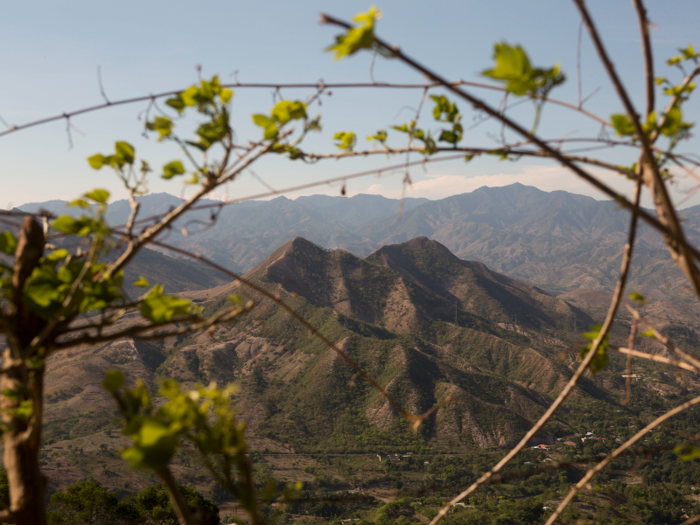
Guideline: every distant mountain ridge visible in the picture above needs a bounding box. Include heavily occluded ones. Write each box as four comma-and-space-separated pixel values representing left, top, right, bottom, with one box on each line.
9, 234, 700, 497
19, 183, 700, 299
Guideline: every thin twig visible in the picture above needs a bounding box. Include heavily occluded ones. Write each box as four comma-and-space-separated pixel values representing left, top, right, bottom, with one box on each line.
623, 316, 638, 404
575, 0, 700, 301
615, 346, 697, 373
625, 304, 700, 373
425, 154, 644, 525
318, 11, 700, 286
633, 0, 655, 119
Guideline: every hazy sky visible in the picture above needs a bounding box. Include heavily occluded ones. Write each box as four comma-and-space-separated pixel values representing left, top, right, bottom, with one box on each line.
2, 1, 699, 209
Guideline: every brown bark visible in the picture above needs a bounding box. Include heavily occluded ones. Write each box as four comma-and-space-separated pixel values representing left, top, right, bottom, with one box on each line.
2, 216, 47, 525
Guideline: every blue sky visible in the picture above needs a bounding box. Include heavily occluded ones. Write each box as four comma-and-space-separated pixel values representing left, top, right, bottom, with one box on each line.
2, 1, 699, 208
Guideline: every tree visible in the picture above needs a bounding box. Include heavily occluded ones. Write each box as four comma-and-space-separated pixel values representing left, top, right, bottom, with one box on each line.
47, 481, 118, 525
129, 484, 219, 525
0, 1, 700, 524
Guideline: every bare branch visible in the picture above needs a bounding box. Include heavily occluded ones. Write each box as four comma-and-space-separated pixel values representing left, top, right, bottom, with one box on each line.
615, 346, 698, 373
633, 0, 655, 118
625, 304, 700, 372
427, 168, 644, 524
0, 80, 611, 140
575, 0, 700, 301
318, 11, 700, 283
52, 304, 251, 351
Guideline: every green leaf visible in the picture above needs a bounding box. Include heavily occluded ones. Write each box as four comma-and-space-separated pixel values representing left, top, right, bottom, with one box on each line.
181, 86, 199, 107
228, 294, 243, 304
161, 161, 185, 180
579, 325, 609, 373
252, 114, 273, 127
611, 114, 635, 136
0, 231, 17, 255
133, 276, 150, 287
482, 42, 565, 102
68, 199, 89, 209
122, 420, 178, 469
84, 189, 110, 204
431, 95, 460, 123
140, 284, 191, 324
146, 116, 174, 141
15, 400, 33, 421
87, 154, 107, 170
333, 131, 356, 152
103, 370, 125, 394
263, 125, 279, 141
46, 249, 70, 262
660, 106, 684, 137
115, 142, 135, 164
482, 43, 534, 96
367, 130, 387, 143
271, 100, 307, 124
438, 130, 457, 144
165, 95, 186, 113
675, 444, 700, 461
326, 7, 381, 60
220, 88, 234, 104
629, 292, 646, 305
52, 216, 80, 235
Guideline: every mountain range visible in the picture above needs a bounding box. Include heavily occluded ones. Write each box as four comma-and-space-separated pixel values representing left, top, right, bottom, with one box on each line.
19, 183, 698, 300
26, 231, 700, 496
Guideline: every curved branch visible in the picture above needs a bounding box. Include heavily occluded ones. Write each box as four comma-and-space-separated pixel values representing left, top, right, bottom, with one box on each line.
625, 304, 700, 372
615, 346, 699, 372
319, 12, 700, 288
52, 304, 251, 351
0, 80, 610, 140
427, 180, 644, 524
633, 0, 655, 119
575, 0, 700, 301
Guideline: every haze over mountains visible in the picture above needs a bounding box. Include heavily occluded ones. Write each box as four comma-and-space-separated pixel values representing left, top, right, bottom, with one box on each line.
20, 183, 698, 300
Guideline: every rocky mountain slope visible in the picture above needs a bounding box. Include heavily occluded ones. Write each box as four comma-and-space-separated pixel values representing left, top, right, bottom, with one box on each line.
34, 236, 641, 456
3, 235, 699, 497
20, 183, 697, 299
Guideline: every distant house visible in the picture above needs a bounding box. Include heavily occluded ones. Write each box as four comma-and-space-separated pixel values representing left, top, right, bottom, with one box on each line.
377, 453, 401, 463
563, 441, 577, 446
